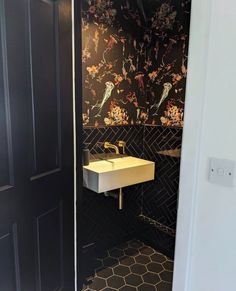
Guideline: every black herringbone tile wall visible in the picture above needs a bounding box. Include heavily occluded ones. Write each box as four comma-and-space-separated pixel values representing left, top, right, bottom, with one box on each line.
81, 126, 144, 248
142, 155, 181, 229
81, 126, 145, 278
83, 125, 144, 158
143, 125, 182, 154
81, 125, 182, 264
143, 126, 182, 228
139, 126, 182, 257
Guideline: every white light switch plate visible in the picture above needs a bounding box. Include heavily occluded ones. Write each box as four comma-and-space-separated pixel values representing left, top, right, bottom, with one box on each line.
209, 158, 235, 187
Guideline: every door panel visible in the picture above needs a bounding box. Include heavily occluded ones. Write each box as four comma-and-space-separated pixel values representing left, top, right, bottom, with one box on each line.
0, 0, 74, 290
0, 0, 14, 190
0, 223, 20, 291
29, 0, 62, 176
35, 204, 63, 291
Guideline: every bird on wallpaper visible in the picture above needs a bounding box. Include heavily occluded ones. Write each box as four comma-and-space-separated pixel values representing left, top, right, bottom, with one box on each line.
151, 82, 173, 116
94, 81, 115, 117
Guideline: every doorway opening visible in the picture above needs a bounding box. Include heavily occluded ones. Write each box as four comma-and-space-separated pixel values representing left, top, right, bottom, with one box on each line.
76, 0, 192, 290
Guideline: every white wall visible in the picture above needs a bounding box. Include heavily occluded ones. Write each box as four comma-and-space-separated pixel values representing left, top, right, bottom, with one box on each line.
173, 0, 236, 290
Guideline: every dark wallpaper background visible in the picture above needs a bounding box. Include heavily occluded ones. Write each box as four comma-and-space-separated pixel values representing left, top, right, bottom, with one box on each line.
82, 0, 191, 127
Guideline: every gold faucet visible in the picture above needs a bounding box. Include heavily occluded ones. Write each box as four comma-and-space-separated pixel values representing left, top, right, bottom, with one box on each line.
104, 142, 119, 154
103, 141, 126, 210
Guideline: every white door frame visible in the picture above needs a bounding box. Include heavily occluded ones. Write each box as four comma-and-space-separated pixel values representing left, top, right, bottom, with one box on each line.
172, 0, 212, 290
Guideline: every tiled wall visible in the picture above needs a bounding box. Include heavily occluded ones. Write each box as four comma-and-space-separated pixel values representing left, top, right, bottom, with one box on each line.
82, 125, 182, 258
140, 125, 182, 257
82, 126, 143, 251
83, 125, 144, 158
82, 0, 191, 127
142, 126, 182, 230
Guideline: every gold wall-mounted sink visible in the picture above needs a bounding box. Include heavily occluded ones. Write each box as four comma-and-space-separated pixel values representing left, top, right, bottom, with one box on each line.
83, 156, 155, 193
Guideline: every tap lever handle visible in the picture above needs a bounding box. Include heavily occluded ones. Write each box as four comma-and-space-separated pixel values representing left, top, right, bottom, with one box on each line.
117, 140, 126, 147
117, 141, 126, 154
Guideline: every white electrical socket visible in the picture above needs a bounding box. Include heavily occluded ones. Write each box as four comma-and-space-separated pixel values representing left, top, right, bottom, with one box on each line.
209, 158, 235, 187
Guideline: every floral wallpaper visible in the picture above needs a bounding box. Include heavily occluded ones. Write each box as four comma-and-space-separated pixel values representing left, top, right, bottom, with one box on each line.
82, 0, 191, 127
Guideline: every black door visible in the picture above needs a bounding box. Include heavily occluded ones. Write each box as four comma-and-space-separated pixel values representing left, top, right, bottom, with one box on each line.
0, 0, 74, 290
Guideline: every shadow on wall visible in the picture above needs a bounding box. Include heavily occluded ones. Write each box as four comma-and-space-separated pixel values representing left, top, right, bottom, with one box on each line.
82, 0, 191, 127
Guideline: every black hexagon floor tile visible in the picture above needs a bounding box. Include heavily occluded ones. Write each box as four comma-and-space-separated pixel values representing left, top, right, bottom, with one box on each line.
113, 265, 130, 276
82, 239, 174, 291
151, 253, 167, 264
162, 260, 174, 271
88, 277, 107, 290
96, 267, 113, 279
107, 275, 125, 289
139, 246, 155, 255
147, 262, 164, 273
143, 272, 161, 285
130, 263, 147, 275
125, 273, 143, 286
159, 270, 173, 283
135, 254, 151, 264
120, 256, 136, 266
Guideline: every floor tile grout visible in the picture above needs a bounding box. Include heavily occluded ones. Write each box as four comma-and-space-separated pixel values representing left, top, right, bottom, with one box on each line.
82, 239, 173, 291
